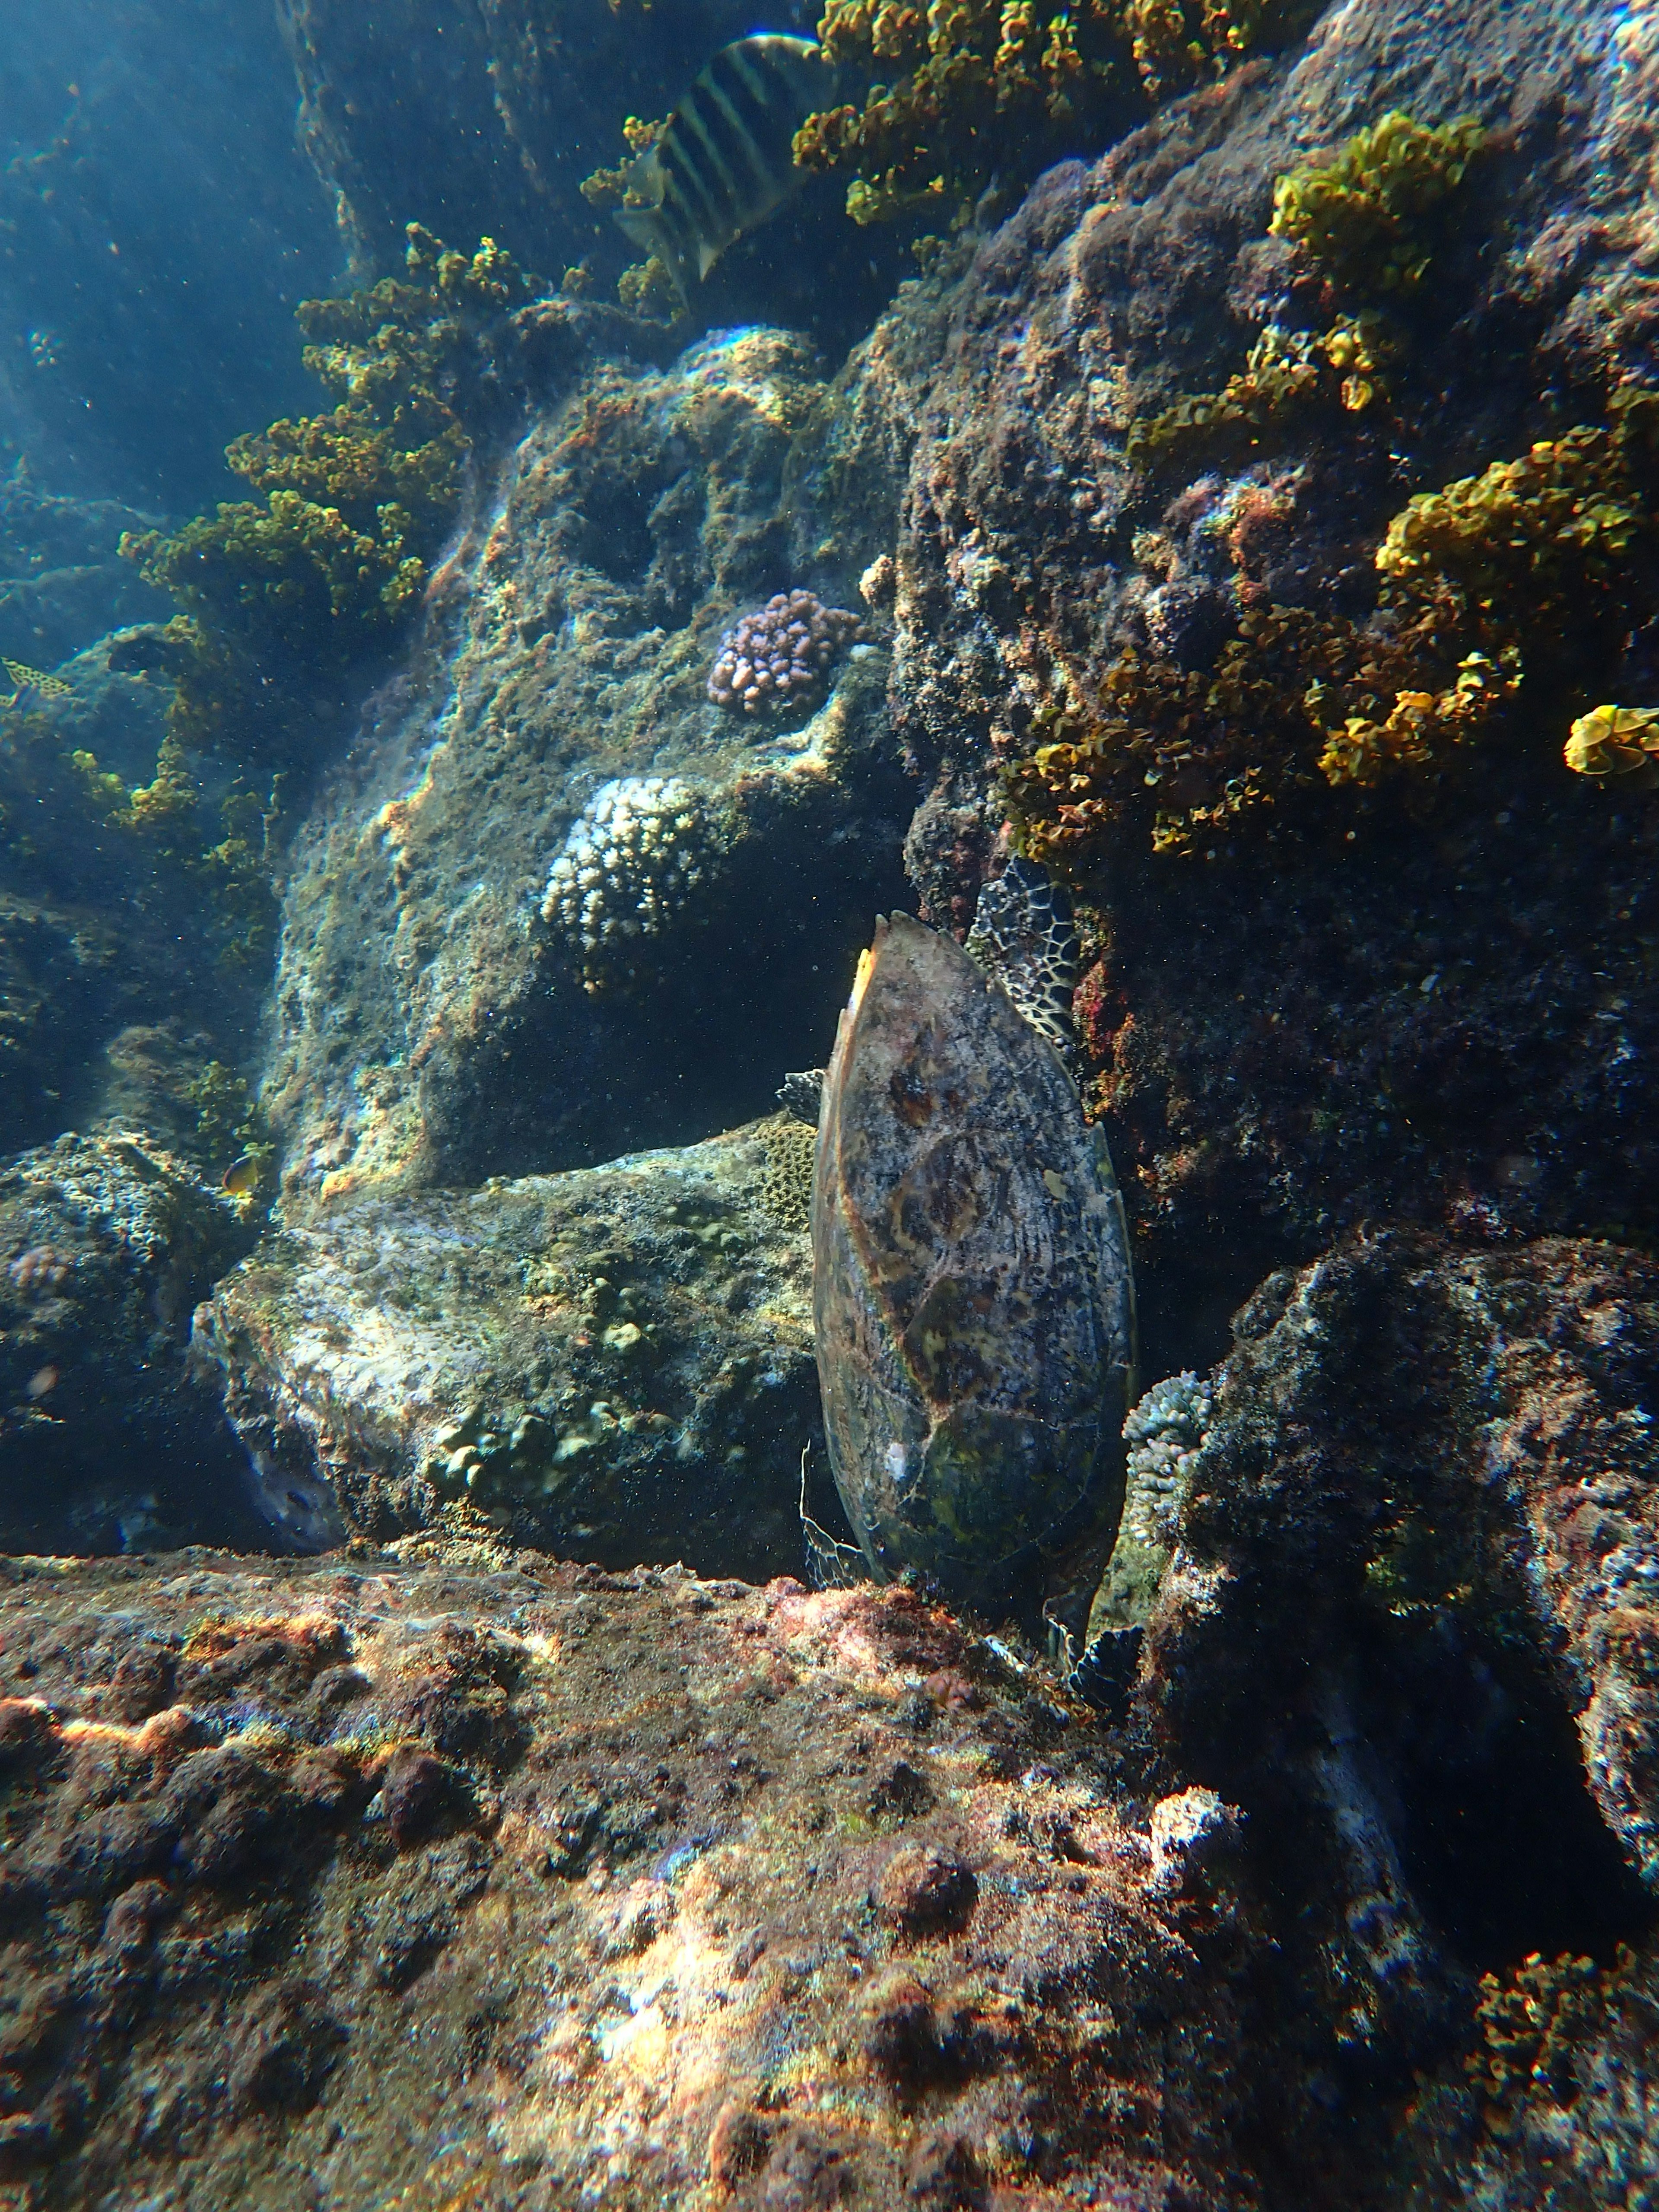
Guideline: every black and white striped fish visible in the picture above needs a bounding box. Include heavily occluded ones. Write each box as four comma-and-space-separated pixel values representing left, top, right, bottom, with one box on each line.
616, 35, 836, 305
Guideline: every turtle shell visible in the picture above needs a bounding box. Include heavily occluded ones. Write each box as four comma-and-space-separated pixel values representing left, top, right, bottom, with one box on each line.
812, 912, 1136, 1615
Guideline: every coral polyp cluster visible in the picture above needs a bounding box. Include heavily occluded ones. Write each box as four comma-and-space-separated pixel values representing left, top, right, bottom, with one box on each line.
1268, 110, 1488, 296
540, 777, 719, 992
708, 589, 863, 715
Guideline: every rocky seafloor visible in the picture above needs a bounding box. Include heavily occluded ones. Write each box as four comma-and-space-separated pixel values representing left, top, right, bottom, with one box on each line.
0, 0, 1657, 2196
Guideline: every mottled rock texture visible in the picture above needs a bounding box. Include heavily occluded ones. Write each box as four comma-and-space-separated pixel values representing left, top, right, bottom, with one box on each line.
265, 324, 909, 1204
1132, 1232, 1659, 2162
0, 1132, 262, 1554
869, 0, 1659, 1370
199, 1122, 818, 1580
0, 1549, 1304, 2212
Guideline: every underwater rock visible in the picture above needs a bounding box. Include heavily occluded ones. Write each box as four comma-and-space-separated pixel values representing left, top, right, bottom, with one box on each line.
0, 1541, 1406, 2209
197, 1122, 819, 1578
848, 0, 1659, 1370
1131, 1231, 1659, 2083
814, 913, 1136, 1620
0, 1130, 262, 1553
0, 483, 170, 673
264, 323, 909, 1201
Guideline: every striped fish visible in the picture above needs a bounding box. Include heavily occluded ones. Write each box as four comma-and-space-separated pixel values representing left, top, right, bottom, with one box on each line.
617, 35, 835, 305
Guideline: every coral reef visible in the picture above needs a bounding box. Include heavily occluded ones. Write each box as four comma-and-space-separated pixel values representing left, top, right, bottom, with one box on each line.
262, 325, 908, 1199
707, 588, 864, 714
1268, 111, 1488, 296
540, 775, 720, 994
794, 0, 1316, 228
197, 1122, 817, 1576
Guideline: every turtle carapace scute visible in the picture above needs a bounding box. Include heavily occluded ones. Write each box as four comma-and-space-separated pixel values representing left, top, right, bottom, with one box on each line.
811, 912, 1136, 1618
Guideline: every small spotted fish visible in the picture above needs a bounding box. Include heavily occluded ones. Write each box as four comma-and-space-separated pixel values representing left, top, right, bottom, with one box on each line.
2, 658, 71, 708
616, 36, 837, 306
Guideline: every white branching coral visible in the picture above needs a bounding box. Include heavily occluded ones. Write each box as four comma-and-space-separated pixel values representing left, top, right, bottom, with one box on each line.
541, 776, 715, 992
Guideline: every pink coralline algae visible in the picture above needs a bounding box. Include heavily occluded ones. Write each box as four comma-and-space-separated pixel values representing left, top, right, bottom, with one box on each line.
6, 1246, 72, 1295
708, 589, 863, 715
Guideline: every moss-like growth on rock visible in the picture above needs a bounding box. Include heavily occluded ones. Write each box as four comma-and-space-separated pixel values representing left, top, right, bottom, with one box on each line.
122, 227, 538, 731
1128, 314, 1393, 469
1268, 110, 1488, 296
794, 0, 1316, 228
1007, 380, 1658, 859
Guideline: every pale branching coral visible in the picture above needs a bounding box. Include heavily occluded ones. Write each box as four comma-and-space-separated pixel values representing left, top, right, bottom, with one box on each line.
541, 777, 719, 992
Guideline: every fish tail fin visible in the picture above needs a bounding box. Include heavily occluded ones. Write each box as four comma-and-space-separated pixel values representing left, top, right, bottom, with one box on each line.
614, 204, 693, 309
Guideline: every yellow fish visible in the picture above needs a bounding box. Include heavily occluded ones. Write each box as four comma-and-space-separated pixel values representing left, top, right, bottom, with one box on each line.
221, 1154, 264, 1197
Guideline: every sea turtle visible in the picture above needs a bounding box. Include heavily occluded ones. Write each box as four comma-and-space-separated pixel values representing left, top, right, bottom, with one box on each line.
810, 874, 1136, 1624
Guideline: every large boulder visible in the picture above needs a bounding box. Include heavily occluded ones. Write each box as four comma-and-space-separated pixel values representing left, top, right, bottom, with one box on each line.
1125, 1232, 1659, 2155
0, 1541, 1391, 2210
197, 1120, 821, 1580
871, 0, 1659, 1371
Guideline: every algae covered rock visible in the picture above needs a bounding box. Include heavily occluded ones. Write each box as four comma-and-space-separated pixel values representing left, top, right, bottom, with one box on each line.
814, 912, 1136, 1618
0, 1545, 1303, 2209
0, 1129, 262, 1551
264, 324, 909, 1201
1127, 1231, 1659, 2084
197, 1121, 819, 1577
